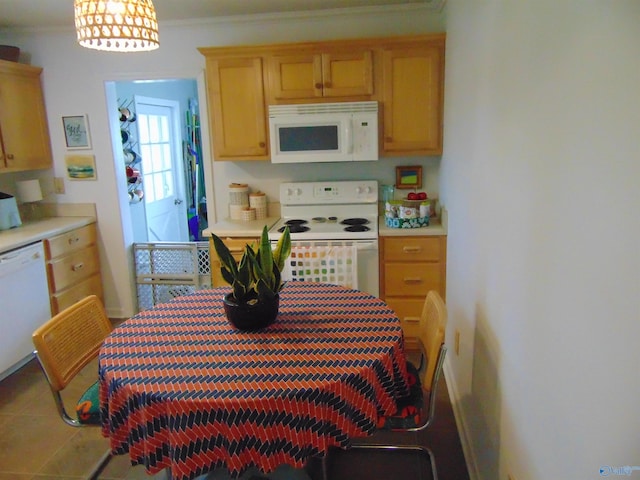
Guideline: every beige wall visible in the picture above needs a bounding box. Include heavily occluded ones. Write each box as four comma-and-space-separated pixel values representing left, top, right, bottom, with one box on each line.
441, 1, 640, 479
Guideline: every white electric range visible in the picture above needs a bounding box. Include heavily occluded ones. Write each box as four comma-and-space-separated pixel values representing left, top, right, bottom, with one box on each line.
268, 180, 379, 297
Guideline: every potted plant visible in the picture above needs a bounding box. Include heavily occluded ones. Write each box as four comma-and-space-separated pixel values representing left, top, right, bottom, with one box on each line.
211, 225, 291, 330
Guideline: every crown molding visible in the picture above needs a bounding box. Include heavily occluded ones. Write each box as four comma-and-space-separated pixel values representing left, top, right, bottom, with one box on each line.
161, 1, 446, 28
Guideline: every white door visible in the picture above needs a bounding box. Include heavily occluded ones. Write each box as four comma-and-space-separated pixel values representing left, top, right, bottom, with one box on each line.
135, 97, 188, 242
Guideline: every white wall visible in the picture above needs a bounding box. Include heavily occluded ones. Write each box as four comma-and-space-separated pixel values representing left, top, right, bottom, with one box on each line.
441, 1, 640, 479
0, 7, 445, 318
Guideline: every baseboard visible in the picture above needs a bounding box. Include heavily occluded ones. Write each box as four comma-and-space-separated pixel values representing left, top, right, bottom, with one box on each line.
443, 359, 481, 480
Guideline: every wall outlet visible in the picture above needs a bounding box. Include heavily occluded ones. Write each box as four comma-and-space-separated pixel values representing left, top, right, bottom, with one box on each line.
53, 177, 65, 194
454, 329, 461, 355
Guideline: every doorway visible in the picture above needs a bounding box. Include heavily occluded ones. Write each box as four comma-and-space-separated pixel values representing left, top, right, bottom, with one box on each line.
114, 79, 207, 243
134, 96, 188, 241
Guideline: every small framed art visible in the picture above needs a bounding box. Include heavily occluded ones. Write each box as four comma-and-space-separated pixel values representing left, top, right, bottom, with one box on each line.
62, 114, 92, 149
65, 154, 97, 180
395, 165, 422, 189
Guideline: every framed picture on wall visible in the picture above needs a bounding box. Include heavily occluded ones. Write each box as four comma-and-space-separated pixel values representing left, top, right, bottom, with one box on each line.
395, 166, 422, 189
62, 114, 92, 149
65, 154, 97, 180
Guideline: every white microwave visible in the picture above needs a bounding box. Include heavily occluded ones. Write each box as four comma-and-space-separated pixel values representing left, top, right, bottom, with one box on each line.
268, 101, 378, 163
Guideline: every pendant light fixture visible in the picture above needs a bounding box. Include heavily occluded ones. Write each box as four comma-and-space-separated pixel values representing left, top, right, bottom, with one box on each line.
74, 0, 159, 52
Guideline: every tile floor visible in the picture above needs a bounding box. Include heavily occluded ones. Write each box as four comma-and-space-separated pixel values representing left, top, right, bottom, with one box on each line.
0, 353, 468, 480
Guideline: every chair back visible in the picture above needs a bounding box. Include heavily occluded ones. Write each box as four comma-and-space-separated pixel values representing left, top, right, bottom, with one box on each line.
417, 290, 447, 393
32, 295, 112, 392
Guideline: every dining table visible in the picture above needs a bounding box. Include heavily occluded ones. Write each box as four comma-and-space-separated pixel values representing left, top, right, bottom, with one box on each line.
99, 281, 410, 480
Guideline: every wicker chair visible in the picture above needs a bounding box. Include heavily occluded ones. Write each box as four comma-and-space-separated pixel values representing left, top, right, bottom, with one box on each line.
32, 295, 113, 479
344, 290, 448, 479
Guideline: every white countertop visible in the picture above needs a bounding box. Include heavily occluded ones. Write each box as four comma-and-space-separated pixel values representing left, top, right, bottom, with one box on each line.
202, 216, 281, 238
0, 216, 96, 253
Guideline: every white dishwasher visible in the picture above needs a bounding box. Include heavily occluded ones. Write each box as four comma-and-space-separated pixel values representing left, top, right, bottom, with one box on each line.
0, 241, 51, 380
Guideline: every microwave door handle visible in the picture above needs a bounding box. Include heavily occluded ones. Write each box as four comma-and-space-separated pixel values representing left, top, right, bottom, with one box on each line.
344, 120, 353, 154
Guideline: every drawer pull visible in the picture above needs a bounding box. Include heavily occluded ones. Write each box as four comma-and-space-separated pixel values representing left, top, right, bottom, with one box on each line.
403, 277, 423, 284
72, 262, 85, 271
404, 317, 420, 324
68, 237, 80, 245
403, 246, 422, 253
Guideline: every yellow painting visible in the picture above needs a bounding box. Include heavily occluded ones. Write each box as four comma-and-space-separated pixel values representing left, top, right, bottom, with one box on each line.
65, 154, 97, 180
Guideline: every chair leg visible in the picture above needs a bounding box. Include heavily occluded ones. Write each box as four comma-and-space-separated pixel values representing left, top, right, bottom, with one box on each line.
88, 450, 112, 480
321, 454, 328, 480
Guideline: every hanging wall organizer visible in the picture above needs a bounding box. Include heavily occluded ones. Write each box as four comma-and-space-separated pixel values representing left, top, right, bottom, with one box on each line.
119, 100, 144, 203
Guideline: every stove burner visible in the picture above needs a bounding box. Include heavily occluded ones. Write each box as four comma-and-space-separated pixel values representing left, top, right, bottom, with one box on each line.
312, 217, 326, 223
344, 225, 371, 233
285, 219, 308, 226
340, 218, 370, 226
279, 225, 310, 234
328, 217, 337, 222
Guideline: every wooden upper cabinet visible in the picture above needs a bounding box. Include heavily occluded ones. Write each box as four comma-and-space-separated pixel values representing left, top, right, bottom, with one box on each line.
268, 50, 373, 101
199, 34, 445, 161
381, 40, 445, 156
0, 60, 53, 172
204, 56, 268, 160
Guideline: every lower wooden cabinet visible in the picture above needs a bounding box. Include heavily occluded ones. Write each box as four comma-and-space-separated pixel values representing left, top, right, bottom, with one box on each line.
44, 223, 103, 315
380, 235, 446, 343
209, 236, 259, 287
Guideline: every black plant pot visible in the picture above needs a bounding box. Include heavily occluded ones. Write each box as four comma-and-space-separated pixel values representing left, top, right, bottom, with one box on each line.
222, 292, 279, 331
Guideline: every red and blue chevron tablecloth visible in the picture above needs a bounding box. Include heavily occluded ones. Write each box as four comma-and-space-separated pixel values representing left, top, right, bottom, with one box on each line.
99, 281, 409, 480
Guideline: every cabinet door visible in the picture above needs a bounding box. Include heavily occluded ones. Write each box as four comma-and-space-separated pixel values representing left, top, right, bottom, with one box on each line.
382, 44, 444, 155
0, 61, 53, 171
268, 54, 323, 100
268, 50, 373, 100
206, 57, 268, 160
322, 51, 373, 97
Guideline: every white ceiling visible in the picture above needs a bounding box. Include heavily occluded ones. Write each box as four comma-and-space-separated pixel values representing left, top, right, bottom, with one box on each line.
0, 0, 445, 29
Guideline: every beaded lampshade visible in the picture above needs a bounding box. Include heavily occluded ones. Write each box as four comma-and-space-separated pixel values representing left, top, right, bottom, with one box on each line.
74, 0, 159, 52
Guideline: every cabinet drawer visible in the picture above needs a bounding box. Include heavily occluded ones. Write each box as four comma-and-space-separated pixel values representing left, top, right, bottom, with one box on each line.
384, 263, 441, 296
209, 237, 258, 287
385, 297, 424, 338
383, 236, 442, 262
50, 273, 103, 314
45, 224, 96, 258
48, 245, 100, 293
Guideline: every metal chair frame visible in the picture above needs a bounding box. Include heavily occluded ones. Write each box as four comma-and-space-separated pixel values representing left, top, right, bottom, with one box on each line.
32, 295, 113, 480
329, 290, 449, 480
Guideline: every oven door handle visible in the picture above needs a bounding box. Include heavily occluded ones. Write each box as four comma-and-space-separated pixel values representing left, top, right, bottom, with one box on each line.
354, 241, 378, 251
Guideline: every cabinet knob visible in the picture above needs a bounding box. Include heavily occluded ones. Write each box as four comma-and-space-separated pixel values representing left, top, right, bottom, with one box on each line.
6, 153, 14, 160
259, 142, 266, 148
314, 83, 323, 89
385, 137, 393, 143
324, 81, 332, 88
